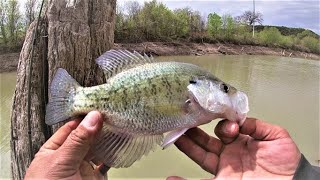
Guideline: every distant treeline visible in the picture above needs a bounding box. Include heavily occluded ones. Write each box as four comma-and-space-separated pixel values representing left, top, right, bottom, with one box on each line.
255, 25, 319, 38
115, 0, 319, 54
0, 0, 319, 54
0, 0, 41, 54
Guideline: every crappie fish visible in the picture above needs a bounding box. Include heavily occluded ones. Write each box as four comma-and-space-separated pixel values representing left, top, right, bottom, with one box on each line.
45, 49, 249, 168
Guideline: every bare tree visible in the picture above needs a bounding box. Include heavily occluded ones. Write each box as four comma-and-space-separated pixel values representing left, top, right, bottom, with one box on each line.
126, 1, 141, 19
7, 0, 21, 43
0, 0, 7, 44
25, 0, 37, 28
235, 10, 263, 25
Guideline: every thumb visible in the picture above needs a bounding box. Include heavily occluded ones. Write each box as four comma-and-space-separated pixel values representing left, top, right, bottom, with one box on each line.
214, 119, 239, 144
240, 117, 290, 140
58, 111, 103, 166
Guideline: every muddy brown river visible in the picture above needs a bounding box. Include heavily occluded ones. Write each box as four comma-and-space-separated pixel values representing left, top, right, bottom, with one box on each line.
0, 55, 319, 179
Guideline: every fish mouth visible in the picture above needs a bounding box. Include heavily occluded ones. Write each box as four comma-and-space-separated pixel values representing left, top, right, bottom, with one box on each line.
229, 91, 249, 125
187, 88, 249, 126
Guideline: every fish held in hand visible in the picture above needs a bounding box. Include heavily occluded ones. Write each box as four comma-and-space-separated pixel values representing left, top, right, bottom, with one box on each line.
45, 50, 249, 168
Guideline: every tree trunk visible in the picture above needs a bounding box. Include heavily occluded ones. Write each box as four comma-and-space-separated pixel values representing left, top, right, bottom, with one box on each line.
10, 0, 116, 179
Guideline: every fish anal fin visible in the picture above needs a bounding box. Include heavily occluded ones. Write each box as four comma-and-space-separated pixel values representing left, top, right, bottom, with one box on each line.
92, 126, 163, 168
161, 128, 189, 149
95, 49, 156, 80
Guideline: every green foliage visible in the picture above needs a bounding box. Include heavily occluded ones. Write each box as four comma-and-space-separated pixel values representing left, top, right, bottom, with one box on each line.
0, 0, 318, 55
255, 25, 319, 38
173, 8, 191, 38
233, 25, 257, 45
279, 35, 294, 48
297, 30, 318, 39
258, 27, 282, 46
255, 26, 319, 53
301, 36, 320, 54
0, 0, 23, 47
0, 0, 7, 44
221, 14, 235, 39
207, 13, 222, 37
114, 0, 205, 42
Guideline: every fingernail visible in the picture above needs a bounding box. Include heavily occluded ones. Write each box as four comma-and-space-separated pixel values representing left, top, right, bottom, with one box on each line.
81, 112, 99, 128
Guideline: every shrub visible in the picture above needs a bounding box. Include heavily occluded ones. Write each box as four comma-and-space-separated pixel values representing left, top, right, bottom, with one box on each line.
279, 35, 294, 48
257, 27, 282, 46
301, 36, 320, 54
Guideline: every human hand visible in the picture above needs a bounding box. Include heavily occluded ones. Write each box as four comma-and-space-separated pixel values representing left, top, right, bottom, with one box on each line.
168, 118, 301, 179
25, 111, 105, 180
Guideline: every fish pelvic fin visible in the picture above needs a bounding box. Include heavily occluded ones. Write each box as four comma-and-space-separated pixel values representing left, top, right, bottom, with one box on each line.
45, 68, 81, 125
92, 126, 163, 168
161, 128, 189, 149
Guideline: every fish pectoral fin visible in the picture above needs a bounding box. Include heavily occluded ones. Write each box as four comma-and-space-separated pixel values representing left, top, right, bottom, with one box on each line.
95, 49, 155, 80
91, 126, 163, 168
161, 128, 189, 149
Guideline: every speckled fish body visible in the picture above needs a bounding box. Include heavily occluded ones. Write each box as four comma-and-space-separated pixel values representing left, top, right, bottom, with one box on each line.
45, 50, 249, 168
72, 62, 220, 135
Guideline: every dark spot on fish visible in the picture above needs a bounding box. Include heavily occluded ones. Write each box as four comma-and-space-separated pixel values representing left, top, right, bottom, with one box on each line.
173, 76, 181, 87
189, 80, 197, 84
151, 84, 157, 95
162, 77, 171, 89
100, 97, 110, 102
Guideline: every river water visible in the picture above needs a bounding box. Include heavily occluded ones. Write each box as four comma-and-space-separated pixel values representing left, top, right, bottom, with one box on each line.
0, 55, 319, 179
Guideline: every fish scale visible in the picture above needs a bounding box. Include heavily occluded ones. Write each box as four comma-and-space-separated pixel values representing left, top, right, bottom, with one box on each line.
45, 49, 249, 168
71, 63, 199, 134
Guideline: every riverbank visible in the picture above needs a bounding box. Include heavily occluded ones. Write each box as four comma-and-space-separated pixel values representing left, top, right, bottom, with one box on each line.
114, 42, 320, 59
0, 42, 319, 73
0, 53, 20, 73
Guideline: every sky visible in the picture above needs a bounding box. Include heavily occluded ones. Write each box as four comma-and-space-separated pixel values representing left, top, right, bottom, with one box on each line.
18, 0, 320, 34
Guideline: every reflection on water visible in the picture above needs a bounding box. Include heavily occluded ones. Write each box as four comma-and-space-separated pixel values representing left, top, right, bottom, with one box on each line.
0, 72, 17, 179
0, 55, 319, 179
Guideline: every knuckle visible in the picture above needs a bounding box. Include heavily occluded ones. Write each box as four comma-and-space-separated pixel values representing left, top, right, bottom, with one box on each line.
69, 127, 90, 145
199, 152, 217, 174
279, 126, 290, 136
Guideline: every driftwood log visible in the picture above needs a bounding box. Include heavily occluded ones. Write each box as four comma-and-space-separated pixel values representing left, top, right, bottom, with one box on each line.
10, 0, 116, 179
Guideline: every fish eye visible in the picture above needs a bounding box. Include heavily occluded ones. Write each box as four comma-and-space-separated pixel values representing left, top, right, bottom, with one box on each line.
221, 83, 229, 93
189, 80, 197, 84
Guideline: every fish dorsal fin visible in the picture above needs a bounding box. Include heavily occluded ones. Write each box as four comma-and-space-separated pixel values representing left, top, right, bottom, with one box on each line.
95, 49, 155, 80
91, 125, 163, 168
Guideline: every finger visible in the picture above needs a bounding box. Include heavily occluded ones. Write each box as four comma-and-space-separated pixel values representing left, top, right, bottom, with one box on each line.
79, 161, 106, 180
185, 127, 223, 155
97, 163, 110, 175
166, 176, 186, 180
57, 111, 103, 166
93, 168, 107, 180
175, 135, 219, 174
214, 119, 239, 144
240, 117, 290, 140
42, 119, 81, 150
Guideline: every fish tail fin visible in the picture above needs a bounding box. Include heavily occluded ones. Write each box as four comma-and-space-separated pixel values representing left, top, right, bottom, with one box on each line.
45, 68, 81, 125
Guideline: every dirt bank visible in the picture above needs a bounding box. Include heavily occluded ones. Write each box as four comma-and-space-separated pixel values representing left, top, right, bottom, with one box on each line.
115, 42, 320, 60
0, 53, 20, 73
1, 42, 318, 73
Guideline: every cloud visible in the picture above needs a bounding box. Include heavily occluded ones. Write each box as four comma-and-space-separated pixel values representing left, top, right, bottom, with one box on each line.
161, 0, 320, 34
